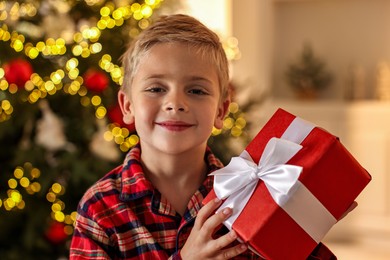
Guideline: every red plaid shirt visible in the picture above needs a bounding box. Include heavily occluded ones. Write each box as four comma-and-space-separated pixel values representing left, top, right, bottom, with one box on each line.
70, 145, 335, 259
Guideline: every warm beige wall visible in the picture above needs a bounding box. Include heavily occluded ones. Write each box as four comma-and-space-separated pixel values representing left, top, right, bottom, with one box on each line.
182, 0, 232, 36
273, 0, 390, 100
182, 0, 390, 101
231, 0, 274, 100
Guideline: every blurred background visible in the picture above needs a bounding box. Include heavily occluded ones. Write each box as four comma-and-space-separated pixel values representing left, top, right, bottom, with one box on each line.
0, 0, 389, 259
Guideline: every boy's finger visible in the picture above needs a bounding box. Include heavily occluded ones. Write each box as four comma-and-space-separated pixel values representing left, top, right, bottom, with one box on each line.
220, 242, 248, 259
212, 229, 239, 251
201, 207, 232, 236
195, 198, 223, 228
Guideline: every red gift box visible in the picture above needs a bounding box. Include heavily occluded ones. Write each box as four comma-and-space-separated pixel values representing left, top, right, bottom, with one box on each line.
204, 108, 371, 259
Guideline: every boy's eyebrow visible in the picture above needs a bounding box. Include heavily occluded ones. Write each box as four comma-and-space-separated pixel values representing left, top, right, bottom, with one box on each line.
144, 74, 214, 83
186, 76, 214, 84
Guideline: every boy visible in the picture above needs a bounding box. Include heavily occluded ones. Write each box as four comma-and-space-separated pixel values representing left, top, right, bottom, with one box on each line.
70, 14, 339, 259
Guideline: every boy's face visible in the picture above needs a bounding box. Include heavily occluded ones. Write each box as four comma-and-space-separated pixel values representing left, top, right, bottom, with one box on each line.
119, 42, 229, 155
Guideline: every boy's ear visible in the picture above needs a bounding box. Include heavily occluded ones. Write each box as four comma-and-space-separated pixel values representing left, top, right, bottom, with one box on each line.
118, 89, 135, 124
214, 98, 230, 129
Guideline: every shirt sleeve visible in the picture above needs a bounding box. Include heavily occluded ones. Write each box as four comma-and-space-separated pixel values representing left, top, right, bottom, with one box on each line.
69, 209, 112, 259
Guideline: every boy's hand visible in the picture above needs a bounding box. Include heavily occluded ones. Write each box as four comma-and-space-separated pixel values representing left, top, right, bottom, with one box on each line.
180, 198, 247, 259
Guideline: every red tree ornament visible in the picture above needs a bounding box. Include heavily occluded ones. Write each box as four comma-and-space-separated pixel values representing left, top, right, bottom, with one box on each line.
107, 103, 136, 132
3, 58, 34, 88
83, 69, 109, 92
44, 221, 68, 245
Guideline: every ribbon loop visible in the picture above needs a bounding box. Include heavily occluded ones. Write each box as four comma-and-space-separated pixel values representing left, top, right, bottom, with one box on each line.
210, 137, 304, 228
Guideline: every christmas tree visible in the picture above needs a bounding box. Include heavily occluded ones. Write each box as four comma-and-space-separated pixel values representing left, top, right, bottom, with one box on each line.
0, 0, 246, 259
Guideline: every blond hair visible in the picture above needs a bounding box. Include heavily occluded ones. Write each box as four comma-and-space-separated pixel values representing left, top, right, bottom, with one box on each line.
121, 14, 230, 100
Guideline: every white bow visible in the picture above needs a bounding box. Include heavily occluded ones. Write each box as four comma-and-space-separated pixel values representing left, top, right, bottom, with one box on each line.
211, 137, 303, 229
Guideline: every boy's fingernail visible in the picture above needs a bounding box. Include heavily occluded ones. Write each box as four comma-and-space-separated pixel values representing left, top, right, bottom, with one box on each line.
222, 207, 231, 215
240, 244, 247, 251
214, 198, 221, 203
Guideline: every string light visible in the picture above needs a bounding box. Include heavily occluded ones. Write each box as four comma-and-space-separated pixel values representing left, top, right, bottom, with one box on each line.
211, 102, 247, 138
1, 163, 42, 211
0, 99, 13, 121
0, 0, 163, 101
105, 124, 139, 152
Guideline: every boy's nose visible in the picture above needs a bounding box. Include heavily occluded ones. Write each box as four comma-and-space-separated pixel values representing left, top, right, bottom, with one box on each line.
164, 93, 188, 112
166, 106, 185, 112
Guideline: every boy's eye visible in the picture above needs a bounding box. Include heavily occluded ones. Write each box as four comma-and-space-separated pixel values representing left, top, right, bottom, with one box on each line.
145, 87, 165, 93
189, 88, 208, 95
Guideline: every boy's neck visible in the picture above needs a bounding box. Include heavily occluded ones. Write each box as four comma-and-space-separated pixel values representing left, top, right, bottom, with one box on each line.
140, 143, 208, 215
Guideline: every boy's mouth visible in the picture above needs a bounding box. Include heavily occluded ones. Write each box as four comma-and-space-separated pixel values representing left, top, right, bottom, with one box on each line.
156, 121, 194, 131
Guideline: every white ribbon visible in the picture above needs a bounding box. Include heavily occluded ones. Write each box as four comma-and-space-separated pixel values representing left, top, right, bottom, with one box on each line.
211, 116, 337, 243
211, 137, 303, 229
